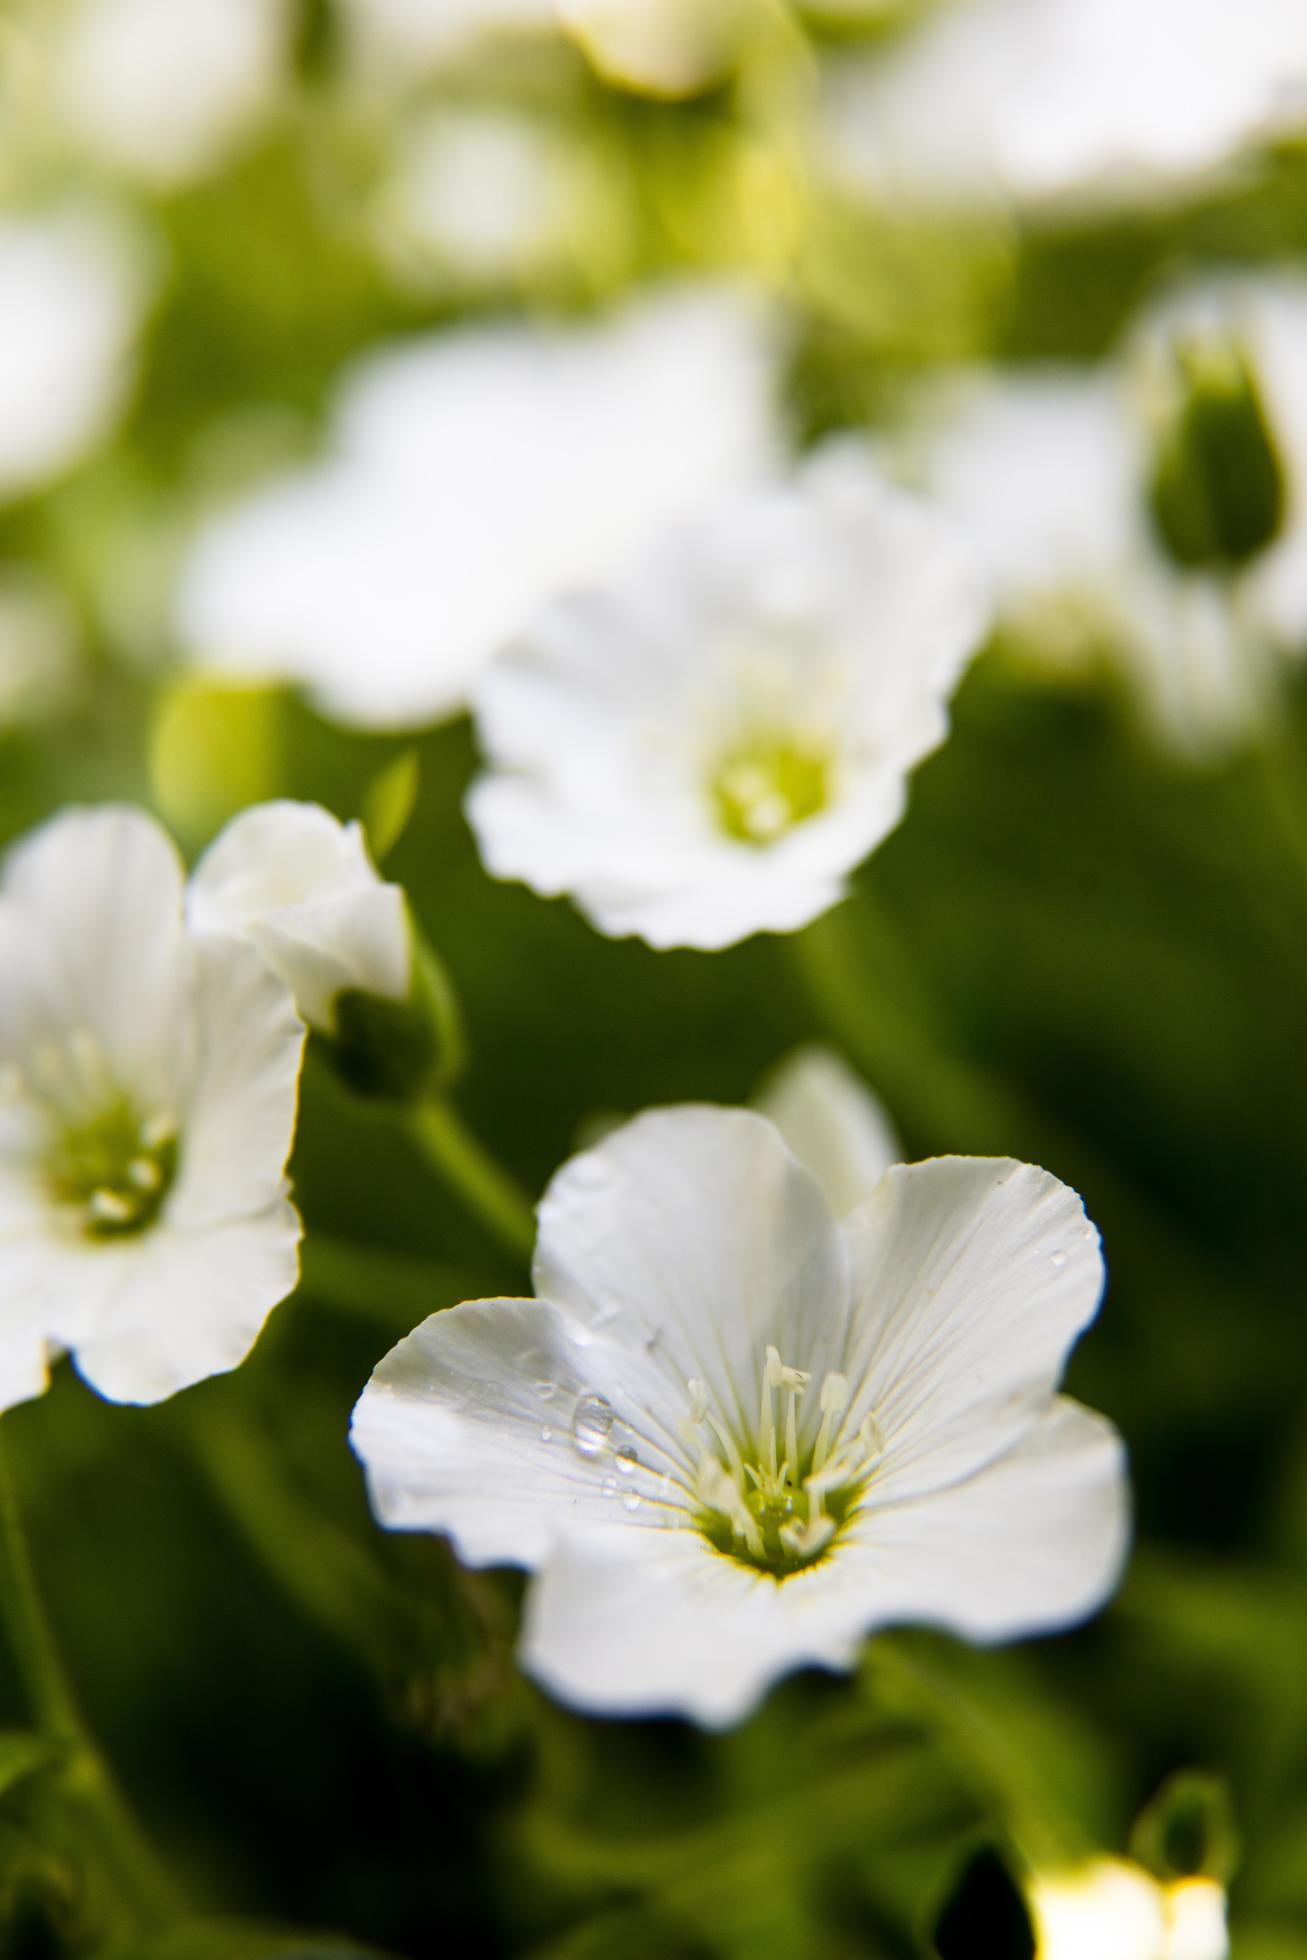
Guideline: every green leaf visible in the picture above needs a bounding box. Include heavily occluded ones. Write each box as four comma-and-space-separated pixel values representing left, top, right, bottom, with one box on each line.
361, 749, 420, 863
0, 1732, 61, 1803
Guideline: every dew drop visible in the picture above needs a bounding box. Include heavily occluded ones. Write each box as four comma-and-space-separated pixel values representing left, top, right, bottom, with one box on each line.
622, 1490, 642, 1513
1049, 1249, 1067, 1269
571, 1391, 615, 1457
601, 1477, 619, 1499
539, 1426, 553, 1443
615, 1443, 639, 1475
534, 1379, 557, 1401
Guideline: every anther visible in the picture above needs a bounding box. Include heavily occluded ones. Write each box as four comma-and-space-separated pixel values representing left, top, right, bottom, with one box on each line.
88, 1188, 135, 1225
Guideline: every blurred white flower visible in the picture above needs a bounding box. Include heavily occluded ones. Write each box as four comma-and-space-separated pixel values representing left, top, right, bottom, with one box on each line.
559, 0, 757, 98
0, 204, 150, 506
352, 1104, 1128, 1726
911, 273, 1307, 753
822, 0, 1307, 217
0, 807, 304, 1413
189, 801, 410, 1036
375, 108, 578, 284
338, 0, 556, 80
468, 444, 988, 949
0, 570, 83, 726
176, 284, 782, 729
1031, 1860, 1228, 1960
754, 1044, 899, 1218
56, 0, 289, 189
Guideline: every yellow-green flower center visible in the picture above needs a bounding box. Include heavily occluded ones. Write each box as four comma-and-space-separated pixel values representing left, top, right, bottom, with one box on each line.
45, 1096, 178, 1238
710, 734, 833, 846
686, 1349, 880, 1578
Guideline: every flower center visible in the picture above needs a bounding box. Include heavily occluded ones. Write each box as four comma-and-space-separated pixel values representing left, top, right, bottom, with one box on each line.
45, 1099, 178, 1237
684, 1349, 881, 1577
709, 733, 833, 846
4, 1032, 179, 1239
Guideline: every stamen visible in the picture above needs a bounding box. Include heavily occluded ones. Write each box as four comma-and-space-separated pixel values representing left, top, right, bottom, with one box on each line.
814, 1370, 850, 1472
89, 1188, 134, 1225
685, 1360, 880, 1578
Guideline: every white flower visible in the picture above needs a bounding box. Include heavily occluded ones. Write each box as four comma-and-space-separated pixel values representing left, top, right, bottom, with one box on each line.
337, 0, 556, 80
468, 443, 989, 949
1031, 1860, 1228, 1960
189, 801, 410, 1036
0, 204, 150, 506
351, 1105, 1128, 1727
754, 1044, 899, 1219
55, 0, 288, 189
375, 109, 580, 284
909, 273, 1307, 753
558, 0, 756, 98
175, 283, 782, 729
821, 0, 1307, 218
0, 807, 304, 1413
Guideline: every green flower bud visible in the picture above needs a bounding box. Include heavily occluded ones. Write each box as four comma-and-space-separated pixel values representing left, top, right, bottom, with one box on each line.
1147, 335, 1287, 572
322, 930, 465, 1106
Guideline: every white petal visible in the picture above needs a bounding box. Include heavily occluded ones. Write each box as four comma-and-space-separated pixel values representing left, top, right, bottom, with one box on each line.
351, 1297, 687, 1567
70, 1198, 302, 1404
189, 800, 410, 1026
841, 1398, 1129, 1641
754, 1045, 900, 1218
521, 1525, 882, 1728
840, 1158, 1104, 1501
0, 1231, 142, 1411
534, 1106, 849, 1433
0, 806, 192, 1108
166, 931, 304, 1230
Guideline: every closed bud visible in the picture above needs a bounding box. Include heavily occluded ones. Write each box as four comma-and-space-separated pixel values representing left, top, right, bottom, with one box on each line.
1147, 335, 1286, 572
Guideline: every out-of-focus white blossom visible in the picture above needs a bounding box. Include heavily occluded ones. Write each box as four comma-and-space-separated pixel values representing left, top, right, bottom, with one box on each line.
375, 109, 580, 284
755, 1045, 899, 1218
559, 0, 758, 98
1030, 1860, 1228, 1960
468, 443, 988, 949
55, 0, 289, 189
0, 808, 304, 1413
0, 204, 151, 506
337, 0, 555, 80
822, 0, 1307, 218
175, 284, 783, 729
909, 272, 1307, 754
352, 1104, 1128, 1726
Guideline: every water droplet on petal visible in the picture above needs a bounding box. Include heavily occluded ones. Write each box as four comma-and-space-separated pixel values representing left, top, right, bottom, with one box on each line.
539, 1426, 553, 1443
1049, 1249, 1067, 1269
601, 1477, 618, 1499
615, 1444, 639, 1475
534, 1378, 557, 1400
571, 1391, 615, 1457
622, 1490, 642, 1513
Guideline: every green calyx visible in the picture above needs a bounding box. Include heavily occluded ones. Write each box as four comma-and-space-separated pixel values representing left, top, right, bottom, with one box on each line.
45, 1100, 178, 1238
320, 934, 465, 1106
1146, 335, 1287, 572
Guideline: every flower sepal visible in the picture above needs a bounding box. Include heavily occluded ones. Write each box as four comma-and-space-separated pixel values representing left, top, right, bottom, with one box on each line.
318, 923, 465, 1107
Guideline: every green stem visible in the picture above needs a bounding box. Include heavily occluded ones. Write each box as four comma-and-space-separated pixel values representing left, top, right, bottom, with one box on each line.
865, 1640, 1087, 1874
0, 1423, 181, 1929
409, 1099, 537, 1265
791, 899, 1028, 1153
